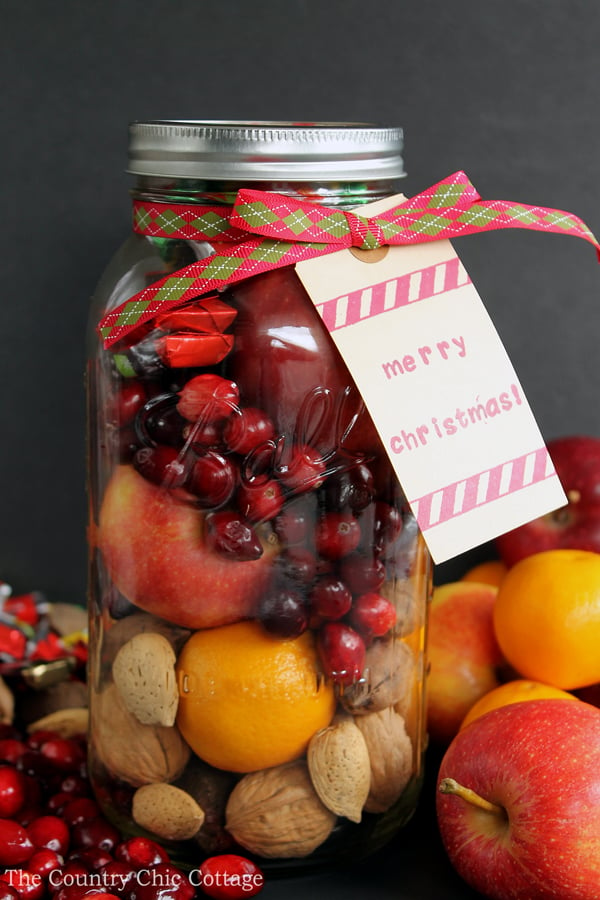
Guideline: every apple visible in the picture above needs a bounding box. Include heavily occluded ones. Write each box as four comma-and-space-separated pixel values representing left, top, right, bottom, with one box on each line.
436, 699, 600, 900
96, 465, 277, 629
496, 435, 600, 566
426, 581, 505, 744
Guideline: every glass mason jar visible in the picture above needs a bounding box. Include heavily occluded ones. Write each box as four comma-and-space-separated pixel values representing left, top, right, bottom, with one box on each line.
86, 122, 432, 872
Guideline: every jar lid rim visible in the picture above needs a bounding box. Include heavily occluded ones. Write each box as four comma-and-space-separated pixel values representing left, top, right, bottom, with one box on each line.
127, 120, 405, 181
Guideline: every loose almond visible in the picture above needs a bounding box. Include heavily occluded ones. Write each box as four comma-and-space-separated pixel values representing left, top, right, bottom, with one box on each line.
112, 632, 179, 726
307, 715, 370, 823
27, 707, 89, 738
132, 783, 205, 840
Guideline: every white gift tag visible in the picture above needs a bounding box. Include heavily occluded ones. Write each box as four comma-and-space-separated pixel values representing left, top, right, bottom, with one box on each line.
296, 196, 566, 563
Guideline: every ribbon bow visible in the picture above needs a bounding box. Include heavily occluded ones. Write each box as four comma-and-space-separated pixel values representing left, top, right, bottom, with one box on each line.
99, 171, 599, 347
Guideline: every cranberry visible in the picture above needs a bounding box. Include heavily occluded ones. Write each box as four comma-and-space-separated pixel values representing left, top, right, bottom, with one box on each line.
116, 381, 147, 426
374, 501, 403, 550
198, 853, 264, 899
278, 547, 317, 585
129, 863, 194, 900
46, 793, 73, 815
40, 740, 85, 774
324, 463, 374, 512
47, 861, 89, 894
274, 501, 311, 546
349, 593, 397, 640
237, 478, 283, 522
187, 452, 237, 508
27, 848, 64, 879
223, 407, 275, 455
17, 751, 55, 781
69, 819, 120, 854
137, 393, 186, 447
0, 764, 27, 817
114, 836, 169, 868
62, 797, 100, 827
278, 444, 325, 493
259, 588, 308, 638
0, 740, 27, 764
133, 446, 189, 489
25, 731, 58, 751
69, 847, 113, 871
97, 861, 136, 893
59, 775, 90, 797
27, 815, 70, 856
0, 882, 19, 900
0, 869, 44, 900
315, 512, 361, 559
309, 577, 352, 621
339, 552, 386, 595
0, 818, 34, 865
14, 806, 44, 828
183, 418, 224, 451
205, 511, 263, 561
317, 622, 366, 686
177, 374, 240, 423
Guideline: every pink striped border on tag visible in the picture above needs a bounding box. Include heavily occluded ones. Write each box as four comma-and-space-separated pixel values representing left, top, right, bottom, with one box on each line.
411, 446, 556, 532
315, 256, 469, 332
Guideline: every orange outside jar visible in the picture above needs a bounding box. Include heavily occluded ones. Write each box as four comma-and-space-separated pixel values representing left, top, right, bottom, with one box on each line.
86, 122, 431, 871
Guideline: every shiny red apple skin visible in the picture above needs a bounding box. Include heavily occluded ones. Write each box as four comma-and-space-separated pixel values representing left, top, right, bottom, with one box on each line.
496, 435, 600, 566
436, 699, 600, 900
96, 465, 277, 629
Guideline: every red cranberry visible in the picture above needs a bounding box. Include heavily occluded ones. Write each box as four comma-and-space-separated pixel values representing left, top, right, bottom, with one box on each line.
137, 393, 186, 447
278, 444, 325, 493
17, 751, 55, 780
62, 797, 101, 827
315, 512, 361, 559
47, 861, 89, 895
46, 793, 73, 815
259, 588, 308, 638
70, 819, 120, 854
27, 848, 64, 879
324, 463, 374, 512
177, 374, 239, 423
59, 776, 90, 797
0, 883, 20, 900
349, 593, 397, 641
223, 407, 275, 455
26, 731, 60, 751
0, 764, 27, 817
274, 501, 311, 546
278, 547, 317, 585
0, 818, 35, 865
374, 501, 403, 550
0, 740, 27, 764
339, 553, 386, 595
129, 863, 194, 900
198, 854, 264, 899
187, 452, 237, 508
116, 381, 147, 426
69, 847, 114, 871
205, 511, 263, 561
114, 836, 169, 868
317, 622, 366, 686
183, 418, 224, 451
237, 478, 284, 522
133, 446, 189, 489
98, 861, 137, 893
27, 815, 70, 856
0, 869, 44, 900
309, 577, 352, 621
14, 806, 45, 828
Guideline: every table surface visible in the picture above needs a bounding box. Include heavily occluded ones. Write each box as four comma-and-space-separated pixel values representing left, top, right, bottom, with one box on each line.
257, 747, 485, 900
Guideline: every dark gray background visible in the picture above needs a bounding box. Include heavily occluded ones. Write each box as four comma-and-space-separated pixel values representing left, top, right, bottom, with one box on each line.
1, 5, 599, 897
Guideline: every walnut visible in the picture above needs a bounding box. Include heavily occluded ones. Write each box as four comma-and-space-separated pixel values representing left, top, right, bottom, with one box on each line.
340, 637, 415, 716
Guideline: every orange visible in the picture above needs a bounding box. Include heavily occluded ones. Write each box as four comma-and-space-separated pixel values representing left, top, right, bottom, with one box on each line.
175, 620, 336, 772
460, 679, 577, 730
460, 559, 507, 588
493, 548, 600, 690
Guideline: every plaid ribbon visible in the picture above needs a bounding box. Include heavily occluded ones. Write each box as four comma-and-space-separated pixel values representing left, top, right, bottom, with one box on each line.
99, 171, 599, 348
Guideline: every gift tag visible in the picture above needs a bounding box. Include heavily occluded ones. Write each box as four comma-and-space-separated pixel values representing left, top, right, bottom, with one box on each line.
296, 196, 567, 563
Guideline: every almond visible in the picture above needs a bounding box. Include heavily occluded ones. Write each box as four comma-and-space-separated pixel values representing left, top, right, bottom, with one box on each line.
132, 783, 205, 840
355, 707, 413, 813
112, 632, 179, 726
27, 707, 89, 738
307, 714, 370, 823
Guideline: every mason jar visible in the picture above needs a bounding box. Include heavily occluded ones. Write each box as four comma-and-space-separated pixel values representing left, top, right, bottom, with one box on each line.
86, 121, 432, 872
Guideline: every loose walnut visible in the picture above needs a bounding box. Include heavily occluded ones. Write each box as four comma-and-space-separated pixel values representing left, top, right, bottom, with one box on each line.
112, 632, 179, 726
225, 760, 336, 858
91, 683, 190, 786
307, 715, 370, 823
341, 638, 415, 716
132, 783, 205, 841
355, 707, 413, 814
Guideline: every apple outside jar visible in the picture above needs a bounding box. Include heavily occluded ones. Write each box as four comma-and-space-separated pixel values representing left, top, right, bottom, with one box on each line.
86, 122, 432, 871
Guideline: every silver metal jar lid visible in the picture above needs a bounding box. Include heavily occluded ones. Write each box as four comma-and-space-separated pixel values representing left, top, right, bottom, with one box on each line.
127, 120, 405, 181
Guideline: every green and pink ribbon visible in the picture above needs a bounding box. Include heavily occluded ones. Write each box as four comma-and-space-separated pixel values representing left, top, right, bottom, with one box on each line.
98, 171, 599, 348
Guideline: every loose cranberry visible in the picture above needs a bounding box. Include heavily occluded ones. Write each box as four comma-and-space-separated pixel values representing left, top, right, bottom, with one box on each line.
317, 622, 366, 686
26, 731, 59, 751
223, 407, 276, 455
0, 818, 35, 866
69, 819, 120, 854
177, 374, 239, 424
259, 588, 308, 638
205, 511, 263, 561
315, 512, 361, 559
278, 444, 325, 493
116, 381, 147, 426
309, 577, 352, 621
339, 552, 386, 595
62, 797, 101, 827
69, 847, 113, 871
349, 593, 397, 641
114, 836, 169, 868
187, 452, 237, 508
27, 815, 70, 856
0, 739, 27, 764
14, 806, 45, 828
27, 848, 64, 879
133, 446, 189, 489
0, 869, 45, 900
17, 751, 55, 781
198, 854, 264, 899
46, 793, 73, 815
47, 862, 89, 895
0, 882, 19, 900
0, 764, 27, 817
97, 861, 136, 893
129, 863, 194, 900
59, 775, 89, 797
237, 478, 283, 522
40, 740, 86, 774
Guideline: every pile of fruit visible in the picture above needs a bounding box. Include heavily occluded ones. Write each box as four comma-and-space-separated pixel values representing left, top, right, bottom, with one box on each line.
429, 435, 600, 900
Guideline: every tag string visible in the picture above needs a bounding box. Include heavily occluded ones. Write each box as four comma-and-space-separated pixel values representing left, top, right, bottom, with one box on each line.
98, 171, 600, 348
